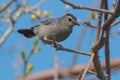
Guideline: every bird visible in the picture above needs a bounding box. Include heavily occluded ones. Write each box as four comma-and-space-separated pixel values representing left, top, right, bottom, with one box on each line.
17, 14, 79, 45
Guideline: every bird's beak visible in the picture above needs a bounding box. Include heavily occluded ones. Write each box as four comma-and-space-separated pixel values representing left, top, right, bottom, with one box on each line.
77, 19, 80, 26
73, 19, 80, 26
76, 21, 80, 26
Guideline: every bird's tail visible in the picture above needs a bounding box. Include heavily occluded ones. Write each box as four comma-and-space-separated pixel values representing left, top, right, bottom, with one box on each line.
17, 29, 35, 38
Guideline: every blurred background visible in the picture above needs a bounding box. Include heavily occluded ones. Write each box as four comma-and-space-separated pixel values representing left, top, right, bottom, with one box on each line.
0, 0, 120, 80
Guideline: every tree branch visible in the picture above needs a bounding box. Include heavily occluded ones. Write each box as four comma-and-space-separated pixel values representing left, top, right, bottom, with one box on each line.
18, 58, 120, 80
103, 0, 111, 80
0, 9, 23, 46
83, 21, 97, 29
91, 0, 107, 80
110, 20, 120, 28
80, 53, 94, 80
91, 0, 120, 80
0, 0, 15, 12
54, 45, 91, 56
61, 0, 113, 14
54, 50, 59, 80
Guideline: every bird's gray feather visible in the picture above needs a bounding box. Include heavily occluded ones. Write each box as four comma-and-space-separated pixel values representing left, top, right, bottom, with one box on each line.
41, 18, 57, 25
18, 14, 79, 44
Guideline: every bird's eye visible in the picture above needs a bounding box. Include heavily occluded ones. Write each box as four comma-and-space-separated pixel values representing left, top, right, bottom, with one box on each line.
68, 18, 72, 21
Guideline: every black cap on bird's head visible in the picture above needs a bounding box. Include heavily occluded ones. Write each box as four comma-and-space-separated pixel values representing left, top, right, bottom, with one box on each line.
63, 14, 80, 26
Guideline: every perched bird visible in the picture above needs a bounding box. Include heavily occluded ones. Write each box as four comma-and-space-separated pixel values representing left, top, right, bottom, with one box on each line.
17, 14, 79, 44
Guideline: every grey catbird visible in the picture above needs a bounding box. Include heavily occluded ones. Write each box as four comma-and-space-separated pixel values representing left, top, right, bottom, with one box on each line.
18, 14, 79, 44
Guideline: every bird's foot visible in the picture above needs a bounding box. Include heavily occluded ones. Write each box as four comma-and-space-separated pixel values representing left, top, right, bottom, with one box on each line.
52, 40, 62, 50
54, 43, 63, 50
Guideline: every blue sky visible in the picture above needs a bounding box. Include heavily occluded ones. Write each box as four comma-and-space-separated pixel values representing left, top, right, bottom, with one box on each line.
0, 0, 120, 80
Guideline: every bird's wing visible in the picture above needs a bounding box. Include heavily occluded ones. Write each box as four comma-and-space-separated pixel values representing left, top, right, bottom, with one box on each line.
31, 18, 58, 29
41, 18, 57, 25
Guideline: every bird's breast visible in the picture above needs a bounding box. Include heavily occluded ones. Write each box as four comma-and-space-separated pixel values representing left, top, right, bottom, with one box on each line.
55, 28, 72, 42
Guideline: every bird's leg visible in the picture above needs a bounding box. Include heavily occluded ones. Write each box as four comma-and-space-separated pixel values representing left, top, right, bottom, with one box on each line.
43, 36, 62, 50
52, 36, 62, 50
51, 30, 62, 50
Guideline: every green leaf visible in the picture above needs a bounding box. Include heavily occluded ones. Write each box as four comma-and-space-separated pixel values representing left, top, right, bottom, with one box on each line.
90, 11, 96, 19
33, 39, 39, 47
36, 46, 42, 52
21, 50, 26, 61
26, 64, 33, 74
33, 46, 42, 53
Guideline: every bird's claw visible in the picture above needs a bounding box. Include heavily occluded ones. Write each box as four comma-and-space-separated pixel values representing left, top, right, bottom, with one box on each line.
55, 44, 62, 50
52, 41, 62, 50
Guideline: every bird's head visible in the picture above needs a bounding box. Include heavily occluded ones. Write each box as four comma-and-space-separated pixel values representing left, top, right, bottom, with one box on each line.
63, 14, 80, 27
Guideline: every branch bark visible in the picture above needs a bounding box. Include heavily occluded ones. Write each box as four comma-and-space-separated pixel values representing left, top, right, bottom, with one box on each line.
0, 9, 23, 46
61, 0, 113, 14
18, 58, 120, 80
0, 0, 14, 12
54, 45, 91, 56
80, 53, 94, 80
91, 0, 120, 80
103, 0, 111, 80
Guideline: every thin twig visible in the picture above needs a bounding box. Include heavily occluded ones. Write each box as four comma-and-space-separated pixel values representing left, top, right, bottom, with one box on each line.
95, 0, 103, 43
54, 45, 91, 56
61, 0, 113, 14
80, 53, 94, 80
0, 0, 44, 46
83, 21, 97, 29
31, 0, 46, 10
110, 20, 120, 28
22, 0, 45, 11
23, 47, 34, 79
0, 9, 23, 46
0, 0, 15, 12
83, 20, 120, 29
54, 50, 59, 80
0, 22, 14, 45
88, 70, 97, 75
